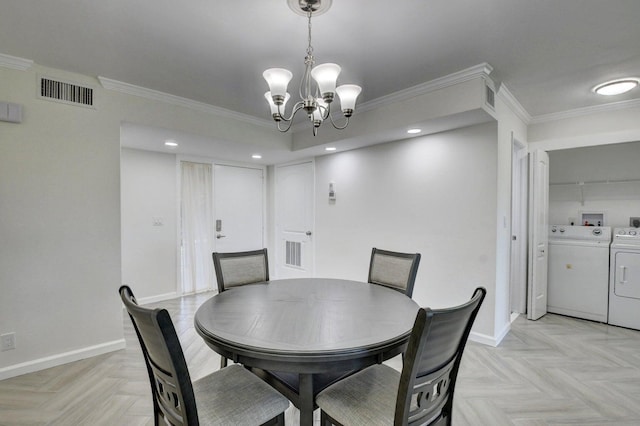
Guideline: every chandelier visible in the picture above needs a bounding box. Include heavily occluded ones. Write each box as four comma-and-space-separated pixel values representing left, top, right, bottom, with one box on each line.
263, 0, 362, 136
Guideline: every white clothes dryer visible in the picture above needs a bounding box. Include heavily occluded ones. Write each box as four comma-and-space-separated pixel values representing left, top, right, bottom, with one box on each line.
609, 227, 640, 330
547, 225, 611, 322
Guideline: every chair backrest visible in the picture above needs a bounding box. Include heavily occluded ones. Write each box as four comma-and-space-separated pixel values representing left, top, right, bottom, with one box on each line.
119, 285, 199, 426
368, 248, 421, 297
395, 287, 486, 426
212, 248, 269, 293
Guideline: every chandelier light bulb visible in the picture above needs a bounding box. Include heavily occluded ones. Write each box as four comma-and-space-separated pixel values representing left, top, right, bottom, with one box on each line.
264, 92, 290, 115
263, 68, 293, 100
311, 63, 341, 101
336, 84, 362, 116
313, 98, 328, 122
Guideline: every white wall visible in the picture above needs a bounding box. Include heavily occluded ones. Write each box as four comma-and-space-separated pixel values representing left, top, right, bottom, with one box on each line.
548, 142, 640, 227
121, 148, 178, 302
529, 105, 640, 151
0, 65, 124, 378
0, 59, 288, 379
313, 122, 499, 340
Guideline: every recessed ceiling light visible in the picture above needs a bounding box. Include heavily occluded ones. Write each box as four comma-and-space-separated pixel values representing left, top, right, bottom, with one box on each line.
325, 147, 337, 151
164, 140, 178, 147
252, 154, 262, 159
592, 78, 639, 96
407, 128, 422, 134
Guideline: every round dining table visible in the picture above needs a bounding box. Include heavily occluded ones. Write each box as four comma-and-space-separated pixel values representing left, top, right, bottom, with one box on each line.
194, 277, 420, 426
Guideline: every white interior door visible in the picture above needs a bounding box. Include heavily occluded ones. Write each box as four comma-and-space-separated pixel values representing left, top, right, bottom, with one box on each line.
527, 149, 549, 320
213, 164, 264, 252
275, 161, 314, 278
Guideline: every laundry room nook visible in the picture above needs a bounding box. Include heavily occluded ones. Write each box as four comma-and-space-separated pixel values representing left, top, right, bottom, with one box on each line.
547, 141, 640, 331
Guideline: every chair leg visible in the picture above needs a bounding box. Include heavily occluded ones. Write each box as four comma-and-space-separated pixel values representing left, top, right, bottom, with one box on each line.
220, 356, 228, 369
321, 410, 337, 426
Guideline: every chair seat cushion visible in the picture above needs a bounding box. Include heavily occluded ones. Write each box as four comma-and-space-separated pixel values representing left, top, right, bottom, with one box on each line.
193, 364, 289, 425
316, 364, 400, 426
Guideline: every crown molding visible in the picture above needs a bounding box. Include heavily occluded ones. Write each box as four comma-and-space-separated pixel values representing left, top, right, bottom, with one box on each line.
357, 63, 494, 114
290, 63, 495, 134
97, 76, 273, 129
497, 84, 532, 125
531, 97, 640, 124
0, 53, 33, 71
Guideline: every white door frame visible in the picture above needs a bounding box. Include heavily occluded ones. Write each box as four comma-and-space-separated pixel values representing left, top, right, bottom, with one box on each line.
510, 135, 528, 314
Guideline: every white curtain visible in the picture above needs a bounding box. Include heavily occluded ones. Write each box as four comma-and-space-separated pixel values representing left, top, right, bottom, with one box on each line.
180, 161, 214, 294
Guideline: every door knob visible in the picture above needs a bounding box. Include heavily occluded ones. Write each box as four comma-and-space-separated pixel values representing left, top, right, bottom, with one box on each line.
216, 234, 226, 239
305, 231, 312, 236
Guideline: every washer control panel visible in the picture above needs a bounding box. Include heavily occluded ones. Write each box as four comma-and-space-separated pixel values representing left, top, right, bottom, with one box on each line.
549, 225, 611, 241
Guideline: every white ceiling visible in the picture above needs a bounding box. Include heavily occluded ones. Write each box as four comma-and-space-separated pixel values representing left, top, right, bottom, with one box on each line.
2, 0, 640, 162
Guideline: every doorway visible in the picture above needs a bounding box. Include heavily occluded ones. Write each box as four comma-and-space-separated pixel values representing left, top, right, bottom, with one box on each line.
179, 160, 265, 294
510, 136, 528, 315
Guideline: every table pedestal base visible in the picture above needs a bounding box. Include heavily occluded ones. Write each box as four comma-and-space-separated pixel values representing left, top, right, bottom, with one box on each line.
250, 368, 358, 426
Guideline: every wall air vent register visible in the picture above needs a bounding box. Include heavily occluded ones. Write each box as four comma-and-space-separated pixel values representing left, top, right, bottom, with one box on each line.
285, 241, 302, 268
38, 76, 94, 108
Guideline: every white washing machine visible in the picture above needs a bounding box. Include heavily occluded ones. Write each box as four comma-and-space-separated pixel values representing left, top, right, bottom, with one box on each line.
547, 225, 611, 322
609, 227, 640, 330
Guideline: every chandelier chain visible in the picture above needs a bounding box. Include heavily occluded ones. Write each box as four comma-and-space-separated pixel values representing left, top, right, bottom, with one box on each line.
307, 10, 314, 57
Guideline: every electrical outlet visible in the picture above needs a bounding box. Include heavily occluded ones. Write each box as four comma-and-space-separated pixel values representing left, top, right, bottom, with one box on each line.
630, 217, 640, 228
1, 332, 16, 351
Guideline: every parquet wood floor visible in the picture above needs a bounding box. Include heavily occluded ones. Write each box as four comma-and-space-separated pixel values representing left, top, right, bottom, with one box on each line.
1, 291, 640, 425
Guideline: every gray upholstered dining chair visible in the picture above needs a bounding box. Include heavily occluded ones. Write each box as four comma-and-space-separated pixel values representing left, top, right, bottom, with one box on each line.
316, 287, 486, 426
119, 285, 288, 426
368, 248, 421, 297
212, 248, 269, 367
212, 248, 269, 293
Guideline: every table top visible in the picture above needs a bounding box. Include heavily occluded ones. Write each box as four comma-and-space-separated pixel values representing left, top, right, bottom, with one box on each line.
194, 278, 420, 364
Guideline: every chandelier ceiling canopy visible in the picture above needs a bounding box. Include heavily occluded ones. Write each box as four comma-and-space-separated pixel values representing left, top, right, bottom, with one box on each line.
263, 0, 362, 136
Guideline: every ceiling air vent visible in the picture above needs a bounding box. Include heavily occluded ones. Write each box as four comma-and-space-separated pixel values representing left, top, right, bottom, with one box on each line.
485, 84, 495, 109
39, 76, 94, 108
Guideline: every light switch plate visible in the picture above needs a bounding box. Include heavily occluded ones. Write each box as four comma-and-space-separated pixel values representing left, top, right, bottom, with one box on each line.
1, 333, 16, 351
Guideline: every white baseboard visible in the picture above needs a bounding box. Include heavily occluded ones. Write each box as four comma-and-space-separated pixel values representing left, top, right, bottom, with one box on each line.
0, 339, 126, 381
469, 321, 511, 347
136, 291, 179, 305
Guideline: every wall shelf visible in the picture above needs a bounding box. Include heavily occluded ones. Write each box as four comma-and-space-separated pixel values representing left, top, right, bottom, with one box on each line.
550, 179, 640, 206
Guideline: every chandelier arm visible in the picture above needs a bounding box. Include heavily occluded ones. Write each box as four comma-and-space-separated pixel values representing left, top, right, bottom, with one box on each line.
327, 112, 350, 130
276, 119, 295, 133
320, 102, 330, 120
277, 101, 305, 123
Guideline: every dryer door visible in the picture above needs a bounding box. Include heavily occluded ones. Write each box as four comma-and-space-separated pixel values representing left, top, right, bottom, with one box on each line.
614, 251, 640, 299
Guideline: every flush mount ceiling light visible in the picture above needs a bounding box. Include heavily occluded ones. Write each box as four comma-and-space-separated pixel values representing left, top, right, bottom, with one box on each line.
325, 146, 336, 151
407, 128, 422, 134
592, 78, 640, 96
263, 0, 362, 136
252, 154, 262, 159
164, 140, 178, 147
